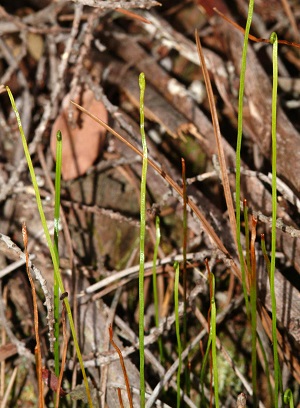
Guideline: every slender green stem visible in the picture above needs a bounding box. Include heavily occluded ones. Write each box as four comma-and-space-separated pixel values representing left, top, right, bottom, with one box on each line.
257, 334, 274, 407
199, 334, 211, 407
174, 261, 182, 408
152, 215, 164, 362
236, 0, 254, 316
269, 31, 280, 407
53, 130, 62, 378
250, 218, 257, 407
209, 272, 219, 408
6, 87, 93, 408
138, 72, 147, 408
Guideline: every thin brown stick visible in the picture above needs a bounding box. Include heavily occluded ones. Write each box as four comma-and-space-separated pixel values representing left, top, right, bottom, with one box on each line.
22, 222, 44, 408
280, 0, 300, 43
250, 217, 257, 286
195, 31, 237, 250
214, 7, 300, 49
115, 8, 151, 24
109, 325, 133, 408
0, 366, 18, 408
117, 388, 125, 408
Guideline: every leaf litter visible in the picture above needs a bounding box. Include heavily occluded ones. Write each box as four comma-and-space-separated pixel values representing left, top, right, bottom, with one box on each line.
0, 0, 300, 406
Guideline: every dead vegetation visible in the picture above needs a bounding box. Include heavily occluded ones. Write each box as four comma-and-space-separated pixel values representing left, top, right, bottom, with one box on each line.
0, 0, 300, 407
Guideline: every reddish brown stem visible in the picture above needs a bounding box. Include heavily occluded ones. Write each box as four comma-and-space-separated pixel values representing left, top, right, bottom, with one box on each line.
250, 217, 258, 286
117, 388, 125, 408
214, 7, 300, 49
109, 325, 133, 408
115, 8, 151, 24
22, 223, 44, 408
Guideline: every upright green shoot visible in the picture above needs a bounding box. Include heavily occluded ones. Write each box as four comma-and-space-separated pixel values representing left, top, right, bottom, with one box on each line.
199, 333, 211, 407
208, 269, 219, 408
138, 72, 147, 407
200, 260, 219, 407
174, 261, 182, 408
249, 217, 258, 406
6, 87, 93, 408
235, 0, 255, 315
152, 215, 164, 363
269, 31, 280, 406
53, 130, 62, 378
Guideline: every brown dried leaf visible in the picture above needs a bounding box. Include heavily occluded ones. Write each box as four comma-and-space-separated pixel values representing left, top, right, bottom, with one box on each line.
50, 89, 107, 180
41, 367, 67, 396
